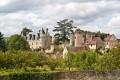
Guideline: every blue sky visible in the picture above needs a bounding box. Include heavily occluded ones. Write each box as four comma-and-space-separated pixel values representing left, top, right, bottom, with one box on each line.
0, 0, 120, 38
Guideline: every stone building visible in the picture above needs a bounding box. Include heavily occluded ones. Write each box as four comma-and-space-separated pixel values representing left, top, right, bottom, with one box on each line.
118, 39, 120, 44
63, 29, 119, 58
104, 34, 118, 49
63, 46, 89, 58
26, 28, 52, 50
85, 37, 105, 50
69, 31, 85, 47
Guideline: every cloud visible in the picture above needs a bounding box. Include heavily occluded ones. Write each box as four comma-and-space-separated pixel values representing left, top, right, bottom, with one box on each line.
107, 16, 120, 29
0, 0, 120, 38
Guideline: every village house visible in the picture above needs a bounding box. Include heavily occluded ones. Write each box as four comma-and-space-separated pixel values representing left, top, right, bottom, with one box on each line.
117, 39, 120, 44
85, 37, 105, 50
104, 34, 118, 49
63, 46, 89, 58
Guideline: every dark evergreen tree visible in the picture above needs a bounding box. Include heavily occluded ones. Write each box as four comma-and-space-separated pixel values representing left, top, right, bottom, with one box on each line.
53, 19, 76, 44
0, 32, 7, 52
21, 27, 32, 37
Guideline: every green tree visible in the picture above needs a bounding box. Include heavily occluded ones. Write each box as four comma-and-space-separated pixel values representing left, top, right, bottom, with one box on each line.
53, 19, 76, 44
109, 44, 120, 69
75, 51, 99, 70
0, 32, 7, 52
21, 27, 32, 37
47, 58, 60, 71
64, 51, 76, 71
8, 34, 30, 51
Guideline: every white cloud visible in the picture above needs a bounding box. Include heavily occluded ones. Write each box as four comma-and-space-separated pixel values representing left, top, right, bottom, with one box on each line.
0, 0, 10, 7
108, 16, 120, 29
0, 0, 120, 38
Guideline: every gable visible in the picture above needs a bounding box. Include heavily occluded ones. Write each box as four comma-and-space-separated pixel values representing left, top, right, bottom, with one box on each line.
109, 35, 117, 41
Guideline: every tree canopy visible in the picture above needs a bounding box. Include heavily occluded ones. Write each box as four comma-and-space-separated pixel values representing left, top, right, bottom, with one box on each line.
53, 19, 76, 44
21, 27, 32, 37
0, 32, 6, 52
8, 34, 30, 51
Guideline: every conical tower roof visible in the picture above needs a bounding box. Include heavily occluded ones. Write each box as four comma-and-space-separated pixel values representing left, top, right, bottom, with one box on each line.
42, 28, 45, 34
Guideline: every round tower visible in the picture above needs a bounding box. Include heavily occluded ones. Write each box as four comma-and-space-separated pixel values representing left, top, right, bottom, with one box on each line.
69, 32, 75, 46
40, 28, 46, 49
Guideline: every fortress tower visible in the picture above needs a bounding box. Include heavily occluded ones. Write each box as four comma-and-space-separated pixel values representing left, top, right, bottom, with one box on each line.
45, 28, 52, 48
69, 32, 75, 46
69, 30, 85, 47
75, 32, 84, 47
40, 28, 46, 49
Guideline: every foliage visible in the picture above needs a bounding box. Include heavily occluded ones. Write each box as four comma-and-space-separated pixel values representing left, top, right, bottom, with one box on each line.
47, 58, 61, 71
21, 27, 32, 37
0, 72, 57, 80
53, 19, 76, 44
0, 50, 47, 69
64, 48, 120, 71
8, 34, 30, 51
0, 44, 120, 72
0, 32, 7, 52
64, 51, 99, 71
64, 51, 76, 71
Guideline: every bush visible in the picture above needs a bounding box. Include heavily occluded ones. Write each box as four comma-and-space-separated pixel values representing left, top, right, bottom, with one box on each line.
0, 72, 57, 80
23, 67, 50, 72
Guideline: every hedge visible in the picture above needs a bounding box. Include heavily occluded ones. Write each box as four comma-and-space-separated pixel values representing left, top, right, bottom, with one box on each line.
0, 72, 57, 80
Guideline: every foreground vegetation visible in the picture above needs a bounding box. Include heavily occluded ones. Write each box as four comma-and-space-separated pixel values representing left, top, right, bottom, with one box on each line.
0, 44, 119, 74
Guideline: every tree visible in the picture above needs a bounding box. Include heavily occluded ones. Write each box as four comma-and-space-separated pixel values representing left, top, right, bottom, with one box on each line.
21, 27, 32, 37
0, 32, 7, 52
64, 51, 76, 71
8, 34, 30, 51
47, 58, 60, 71
53, 19, 76, 44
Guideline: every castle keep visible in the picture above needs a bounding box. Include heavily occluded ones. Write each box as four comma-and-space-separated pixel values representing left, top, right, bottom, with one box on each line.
26, 28, 52, 50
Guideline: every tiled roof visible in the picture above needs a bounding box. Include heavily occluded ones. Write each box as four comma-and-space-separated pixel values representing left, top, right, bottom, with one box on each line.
86, 37, 101, 45
66, 45, 89, 52
104, 35, 112, 41
117, 39, 120, 42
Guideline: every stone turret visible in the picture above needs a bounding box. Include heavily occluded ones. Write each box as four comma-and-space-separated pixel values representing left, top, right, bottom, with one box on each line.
40, 28, 46, 49
70, 32, 75, 46
45, 28, 52, 48
75, 31, 84, 47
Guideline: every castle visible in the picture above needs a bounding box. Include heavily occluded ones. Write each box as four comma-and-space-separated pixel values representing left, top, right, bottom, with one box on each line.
26, 28, 52, 50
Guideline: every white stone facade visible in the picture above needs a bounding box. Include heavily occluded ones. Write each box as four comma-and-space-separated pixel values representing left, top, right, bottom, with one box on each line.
26, 28, 52, 50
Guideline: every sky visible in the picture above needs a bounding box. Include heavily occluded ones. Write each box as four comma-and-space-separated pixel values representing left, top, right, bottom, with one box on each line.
0, 0, 120, 38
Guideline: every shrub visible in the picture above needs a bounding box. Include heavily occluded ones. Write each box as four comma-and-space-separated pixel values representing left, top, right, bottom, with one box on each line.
0, 72, 57, 80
